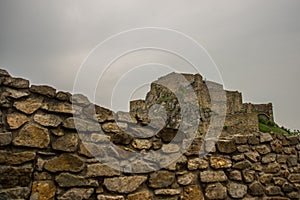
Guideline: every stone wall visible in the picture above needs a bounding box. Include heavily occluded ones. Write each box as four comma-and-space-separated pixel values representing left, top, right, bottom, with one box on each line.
0, 69, 299, 200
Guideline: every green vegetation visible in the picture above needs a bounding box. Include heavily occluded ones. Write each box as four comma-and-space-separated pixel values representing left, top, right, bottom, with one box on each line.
258, 115, 299, 135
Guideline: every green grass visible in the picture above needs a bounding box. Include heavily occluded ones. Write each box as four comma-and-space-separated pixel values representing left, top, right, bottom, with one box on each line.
258, 115, 290, 135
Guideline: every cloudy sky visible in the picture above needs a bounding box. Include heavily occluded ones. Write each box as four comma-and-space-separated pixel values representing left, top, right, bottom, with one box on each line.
0, 0, 299, 129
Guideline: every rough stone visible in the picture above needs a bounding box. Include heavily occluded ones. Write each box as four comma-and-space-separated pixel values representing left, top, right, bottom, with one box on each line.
4, 88, 30, 99
111, 132, 133, 145
55, 173, 99, 187
7, 112, 30, 129
161, 144, 180, 153
13, 123, 50, 148
132, 139, 152, 150
229, 170, 242, 181
242, 169, 255, 183
0, 151, 36, 165
177, 172, 197, 185
51, 128, 65, 136
71, 94, 90, 105
182, 185, 204, 200
44, 154, 85, 173
86, 163, 120, 177
217, 139, 236, 153
42, 101, 74, 114
52, 133, 78, 152
0, 187, 31, 199
232, 160, 252, 170
237, 145, 250, 152
34, 112, 62, 127
210, 157, 232, 169
264, 163, 280, 173
260, 133, 273, 143
0, 132, 12, 146
30, 85, 56, 97
149, 171, 175, 188
228, 182, 247, 198
154, 189, 181, 195
2, 77, 29, 88
205, 183, 227, 200
101, 122, 123, 133
262, 153, 276, 163
115, 111, 138, 123
259, 174, 273, 185
187, 158, 209, 170
97, 195, 124, 200
104, 176, 147, 194
0, 69, 10, 76
63, 117, 100, 132
184, 138, 203, 156
256, 145, 271, 155
265, 185, 282, 196
270, 139, 283, 153
245, 151, 260, 162
58, 188, 94, 200
14, 97, 43, 114
288, 174, 300, 183
0, 164, 33, 189
127, 191, 152, 200
249, 182, 264, 196
200, 171, 227, 183
287, 155, 298, 167
56, 91, 71, 101
30, 181, 56, 200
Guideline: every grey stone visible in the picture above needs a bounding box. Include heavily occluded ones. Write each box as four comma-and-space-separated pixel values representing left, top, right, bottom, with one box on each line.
228, 183, 247, 198
260, 133, 273, 143
200, 171, 227, 183
103, 176, 147, 194
149, 171, 175, 188
0, 187, 30, 199
154, 189, 181, 195
249, 182, 264, 196
58, 188, 94, 200
86, 163, 120, 177
55, 173, 99, 187
97, 195, 124, 200
0, 132, 12, 146
217, 139, 236, 153
4, 88, 30, 99
205, 183, 227, 200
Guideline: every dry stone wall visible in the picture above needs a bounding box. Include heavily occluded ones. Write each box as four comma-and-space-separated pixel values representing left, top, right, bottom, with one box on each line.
0, 69, 299, 200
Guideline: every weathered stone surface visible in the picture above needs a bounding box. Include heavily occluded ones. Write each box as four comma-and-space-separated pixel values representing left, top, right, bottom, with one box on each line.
149, 171, 175, 188
270, 139, 283, 153
161, 144, 180, 153
242, 169, 255, 183
44, 154, 85, 173
111, 132, 132, 145
0, 164, 33, 189
34, 113, 62, 127
56, 173, 99, 187
2, 77, 29, 88
184, 138, 203, 156
13, 123, 50, 148
86, 163, 120, 177
288, 174, 300, 183
52, 133, 78, 152
259, 174, 273, 184
0, 69, 10, 76
7, 112, 29, 129
30, 181, 56, 200
262, 153, 276, 163
210, 157, 232, 169
4, 88, 30, 99
154, 189, 181, 195
56, 91, 71, 101
265, 185, 282, 196
101, 122, 123, 133
264, 163, 280, 173
260, 133, 273, 143
42, 101, 74, 114
97, 195, 124, 200
183, 185, 204, 200
104, 176, 147, 194
0, 151, 35, 165
287, 155, 298, 167
127, 191, 152, 200
229, 170, 242, 181
200, 171, 227, 183
58, 188, 94, 200
217, 139, 236, 153
237, 145, 250, 152
232, 160, 252, 170
245, 151, 260, 162
71, 94, 90, 105
0, 187, 31, 199
132, 139, 152, 150
63, 117, 100, 132
51, 128, 65, 136
187, 158, 209, 170
228, 182, 247, 198
249, 182, 264, 196
205, 183, 227, 200
273, 177, 286, 186
30, 85, 56, 97
0, 132, 12, 146
14, 97, 43, 114
177, 172, 197, 185
256, 145, 271, 155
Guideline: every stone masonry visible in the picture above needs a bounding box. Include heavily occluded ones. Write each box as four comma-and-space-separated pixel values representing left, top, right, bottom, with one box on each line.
0, 68, 299, 200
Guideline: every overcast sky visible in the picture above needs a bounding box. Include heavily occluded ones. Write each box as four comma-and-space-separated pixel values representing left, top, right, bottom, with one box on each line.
0, 0, 299, 130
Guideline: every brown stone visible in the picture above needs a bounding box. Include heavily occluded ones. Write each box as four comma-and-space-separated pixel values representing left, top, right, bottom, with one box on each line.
242, 170, 255, 183
34, 113, 62, 127
0, 151, 35, 165
245, 151, 260, 162
55, 173, 99, 187
177, 172, 197, 185
262, 153, 276, 163
0, 164, 33, 189
97, 195, 124, 200
205, 183, 227, 200
270, 139, 283, 153
259, 174, 273, 185
154, 189, 181, 195
63, 117, 100, 132
111, 132, 133, 145
187, 158, 208, 170
249, 182, 264, 196
161, 144, 180, 153
210, 157, 232, 169
264, 163, 280, 173
30, 85, 56, 97
7, 112, 29, 129
14, 97, 43, 114
56, 91, 71, 101
184, 138, 203, 156
86, 163, 120, 177
101, 122, 123, 133
132, 139, 152, 150
58, 188, 94, 200
71, 94, 90, 105
52, 133, 78, 152
127, 191, 152, 200
260, 133, 273, 143
44, 154, 85, 173
183, 185, 204, 200
0, 132, 12, 146
256, 145, 271, 155
30, 181, 56, 200
42, 101, 74, 114
200, 171, 227, 183
2, 77, 29, 88
288, 174, 300, 183
0, 69, 10, 76
228, 182, 247, 198
265, 186, 282, 196
217, 139, 236, 153
229, 170, 242, 181
0, 187, 31, 199
4, 88, 30, 99
51, 128, 65, 136
13, 123, 50, 148
104, 176, 147, 194
232, 160, 251, 170
149, 171, 175, 188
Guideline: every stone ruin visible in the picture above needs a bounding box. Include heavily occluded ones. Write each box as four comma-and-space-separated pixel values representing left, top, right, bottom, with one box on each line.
0, 68, 299, 199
